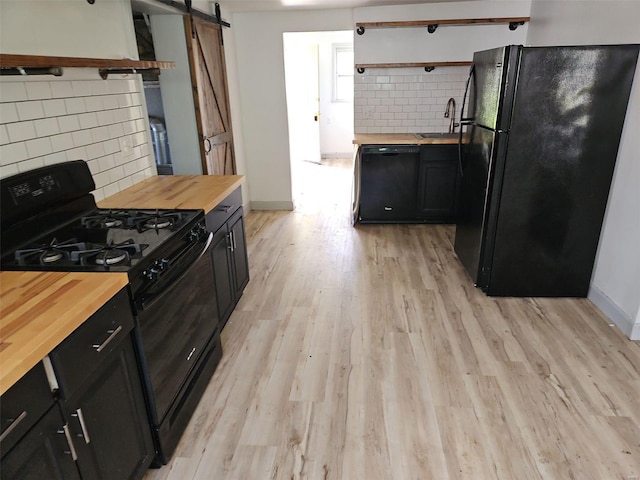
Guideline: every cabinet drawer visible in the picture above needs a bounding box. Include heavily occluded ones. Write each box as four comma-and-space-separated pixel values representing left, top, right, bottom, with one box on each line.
205, 187, 242, 232
50, 288, 135, 399
0, 362, 55, 455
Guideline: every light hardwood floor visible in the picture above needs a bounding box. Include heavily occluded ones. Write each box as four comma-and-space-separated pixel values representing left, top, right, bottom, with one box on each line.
144, 158, 640, 480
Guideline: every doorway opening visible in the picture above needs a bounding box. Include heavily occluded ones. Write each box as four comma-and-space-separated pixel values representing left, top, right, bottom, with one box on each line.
283, 31, 354, 209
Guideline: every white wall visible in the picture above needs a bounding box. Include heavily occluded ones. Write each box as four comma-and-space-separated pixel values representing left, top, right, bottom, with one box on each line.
527, 0, 640, 340
230, 9, 354, 210
0, 0, 156, 200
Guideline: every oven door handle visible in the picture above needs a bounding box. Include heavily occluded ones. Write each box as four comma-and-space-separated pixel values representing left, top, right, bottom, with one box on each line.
137, 232, 214, 311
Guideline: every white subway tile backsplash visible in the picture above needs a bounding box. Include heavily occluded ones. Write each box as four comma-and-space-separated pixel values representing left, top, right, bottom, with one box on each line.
85, 96, 104, 112
42, 99, 67, 117
86, 142, 106, 160
34, 118, 60, 137
1, 76, 154, 196
16, 101, 45, 121
58, 115, 81, 133
0, 103, 19, 123
78, 112, 99, 129
51, 81, 74, 98
17, 157, 45, 172
0, 163, 19, 178
71, 81, 93, 97
25, 83, 53, 101
65, 97, 86, 115
51, 132, 75, 152
1, 83, 28, 102
0, 142, 29, 165
26, 137, 53, 157
7, 121, 37, 142
72, 130, 94, 147
44, 151, 69, 166
353, 66, 467, 134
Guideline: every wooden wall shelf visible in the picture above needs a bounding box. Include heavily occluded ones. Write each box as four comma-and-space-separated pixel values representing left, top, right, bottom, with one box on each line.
0, 54, 175, 79
356, 17, 530, 35
355, 61, 472, 73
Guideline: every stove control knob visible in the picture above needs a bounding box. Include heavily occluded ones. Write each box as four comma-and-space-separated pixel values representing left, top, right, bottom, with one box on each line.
159, 258, 170, 270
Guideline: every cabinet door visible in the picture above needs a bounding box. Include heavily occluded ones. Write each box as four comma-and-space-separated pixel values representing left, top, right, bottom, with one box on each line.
0, 406, 81, 480
65, 339, 154, 480
229, 209, 249, 297
417, 145, 459, 222
210, 225, 235, 327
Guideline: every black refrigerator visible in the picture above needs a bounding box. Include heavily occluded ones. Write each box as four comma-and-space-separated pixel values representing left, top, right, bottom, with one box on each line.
454, 44, 639, 297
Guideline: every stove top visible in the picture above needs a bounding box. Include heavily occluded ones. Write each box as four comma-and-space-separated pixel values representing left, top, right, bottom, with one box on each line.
2, 208, 203, 272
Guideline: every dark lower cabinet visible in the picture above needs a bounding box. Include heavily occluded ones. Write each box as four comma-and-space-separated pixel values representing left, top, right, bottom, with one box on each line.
1, 288, 155, 480
1, 363, 80, 480
206, 187, 249, 329
417, 144, 460, 222
210, 207, 249, 329
50, 288, 154, 480
1, 405, 81, 480
357, 143, 460, 224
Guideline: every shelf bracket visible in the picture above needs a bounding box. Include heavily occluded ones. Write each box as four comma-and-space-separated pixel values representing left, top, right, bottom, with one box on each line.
356, 26, 365, 35
509, 21, 525, 30
357, 67, 366, 74
0, 66, 63, 77
424, 66, 435, 72
427, 24, 438, 34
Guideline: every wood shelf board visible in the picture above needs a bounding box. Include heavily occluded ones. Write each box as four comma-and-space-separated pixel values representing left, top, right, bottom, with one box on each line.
0, 54, 175, 70
355, 61, 472, 69
355, 16, 530, 29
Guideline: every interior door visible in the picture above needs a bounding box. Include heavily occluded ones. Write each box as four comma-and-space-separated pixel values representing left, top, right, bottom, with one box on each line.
186, 16, 236, 175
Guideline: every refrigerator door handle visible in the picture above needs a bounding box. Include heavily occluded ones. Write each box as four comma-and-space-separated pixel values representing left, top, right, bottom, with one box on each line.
458, 65, 475, 176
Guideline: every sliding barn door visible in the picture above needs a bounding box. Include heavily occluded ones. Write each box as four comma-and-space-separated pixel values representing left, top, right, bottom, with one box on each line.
186, 16, 236, 175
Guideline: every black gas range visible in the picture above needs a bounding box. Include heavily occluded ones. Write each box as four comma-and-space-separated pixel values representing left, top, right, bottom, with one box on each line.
0, 161, 222, 465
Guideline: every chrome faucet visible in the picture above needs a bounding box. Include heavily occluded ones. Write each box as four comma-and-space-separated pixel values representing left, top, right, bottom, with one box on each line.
444, 98, 457, 133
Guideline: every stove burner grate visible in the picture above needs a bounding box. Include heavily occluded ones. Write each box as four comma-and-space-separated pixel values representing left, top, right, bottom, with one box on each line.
15, 239, 85, 266
74, 239, 149, 270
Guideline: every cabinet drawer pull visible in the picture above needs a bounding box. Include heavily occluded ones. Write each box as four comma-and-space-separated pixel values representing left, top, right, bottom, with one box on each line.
384, 206, 393, 211
227, 232, 233, 251
61, 424, 78, 460
93, 325, 123, 352
72, 408, 91, 444
0, 410, 27, 442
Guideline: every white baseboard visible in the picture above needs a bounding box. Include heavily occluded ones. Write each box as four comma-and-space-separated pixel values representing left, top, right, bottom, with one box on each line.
250, 200, 294, 211
588, 284, 639, 340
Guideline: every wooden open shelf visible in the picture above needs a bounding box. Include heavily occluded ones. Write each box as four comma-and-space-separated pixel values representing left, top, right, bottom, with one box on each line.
355, 61, 472, 73
0, 54, 175, 79
356, 17, 530, 34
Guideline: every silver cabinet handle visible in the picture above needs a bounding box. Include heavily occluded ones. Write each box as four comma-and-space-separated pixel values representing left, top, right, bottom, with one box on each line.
92, 325, 123, 352
72, 408, 91, 444
227, 232, 234, 251
384, 206, 393, 211
60, 424, 78, 460
0, 410, 27, 442
232, 230, 237, 251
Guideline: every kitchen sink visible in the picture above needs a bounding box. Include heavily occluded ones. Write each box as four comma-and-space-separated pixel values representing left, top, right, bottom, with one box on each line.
414, 132, 459, 139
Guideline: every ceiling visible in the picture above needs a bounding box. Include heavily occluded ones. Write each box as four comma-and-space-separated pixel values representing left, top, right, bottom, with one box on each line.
210, 0, 459, 13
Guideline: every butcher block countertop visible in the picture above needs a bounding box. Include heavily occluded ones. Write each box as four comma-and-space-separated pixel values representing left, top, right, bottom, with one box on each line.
0, 271, 129, 395
98, 174, 244, 212
353, 133, 460, 145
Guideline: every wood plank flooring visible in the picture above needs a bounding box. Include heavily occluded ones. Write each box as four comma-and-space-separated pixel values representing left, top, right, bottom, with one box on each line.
144, 158, 640, 480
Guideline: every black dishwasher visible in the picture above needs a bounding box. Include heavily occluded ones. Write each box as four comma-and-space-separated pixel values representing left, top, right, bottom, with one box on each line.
359, 145, 419, 222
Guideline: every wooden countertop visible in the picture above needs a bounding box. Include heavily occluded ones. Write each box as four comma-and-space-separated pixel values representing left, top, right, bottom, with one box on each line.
98, 175, 244, 213
353, 133, 460, 145
0, 271, 129, 395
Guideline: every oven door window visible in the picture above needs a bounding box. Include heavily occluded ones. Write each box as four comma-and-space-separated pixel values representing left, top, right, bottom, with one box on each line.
136, 251, 218, 424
